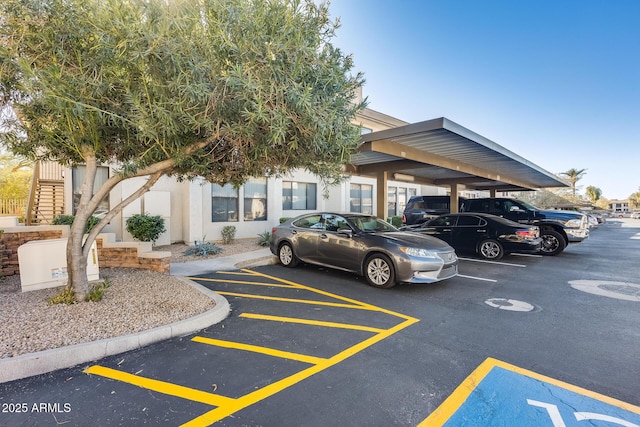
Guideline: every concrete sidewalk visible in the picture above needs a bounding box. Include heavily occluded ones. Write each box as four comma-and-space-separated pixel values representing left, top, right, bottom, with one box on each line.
0, 249, 279, 383
169, 248, 277, 276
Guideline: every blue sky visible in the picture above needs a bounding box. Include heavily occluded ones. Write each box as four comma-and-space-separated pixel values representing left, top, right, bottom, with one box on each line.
327, 0, 640, 200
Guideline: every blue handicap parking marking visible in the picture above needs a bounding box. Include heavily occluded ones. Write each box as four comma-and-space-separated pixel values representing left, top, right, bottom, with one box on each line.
421, 358, 640, 426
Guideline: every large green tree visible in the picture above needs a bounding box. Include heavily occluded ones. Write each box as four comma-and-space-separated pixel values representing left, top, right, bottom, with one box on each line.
585, 185, 602, 203
0, 154, 32, 201
0, 0, 366, 300
560, 168, 587, 198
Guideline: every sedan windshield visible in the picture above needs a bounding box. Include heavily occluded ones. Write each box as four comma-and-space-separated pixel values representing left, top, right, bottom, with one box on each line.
349, 216, 398, 233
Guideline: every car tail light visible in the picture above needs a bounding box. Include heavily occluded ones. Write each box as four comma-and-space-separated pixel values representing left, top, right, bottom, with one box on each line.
516, 228, 539, 238
402, 214, 406, 224
271, 227, 277, 233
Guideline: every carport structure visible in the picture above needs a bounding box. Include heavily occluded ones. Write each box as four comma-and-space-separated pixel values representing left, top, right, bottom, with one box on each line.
346, 117, 569, 215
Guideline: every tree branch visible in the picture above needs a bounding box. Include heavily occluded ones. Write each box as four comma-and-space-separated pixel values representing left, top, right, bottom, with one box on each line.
83, 170, 165, 257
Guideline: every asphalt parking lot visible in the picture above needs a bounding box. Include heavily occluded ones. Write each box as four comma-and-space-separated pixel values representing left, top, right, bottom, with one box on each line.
1, 219, 639, 426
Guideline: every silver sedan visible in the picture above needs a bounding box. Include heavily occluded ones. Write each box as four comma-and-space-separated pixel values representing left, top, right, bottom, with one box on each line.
270, 212, 458, 288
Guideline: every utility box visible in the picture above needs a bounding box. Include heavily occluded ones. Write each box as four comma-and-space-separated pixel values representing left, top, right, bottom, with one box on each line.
18, 238, 100, 292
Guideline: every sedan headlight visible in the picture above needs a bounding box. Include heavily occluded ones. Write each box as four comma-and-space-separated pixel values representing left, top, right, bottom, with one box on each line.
400, 247, 438, 259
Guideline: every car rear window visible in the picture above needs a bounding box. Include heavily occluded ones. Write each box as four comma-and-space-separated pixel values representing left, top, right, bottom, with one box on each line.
456, 215, 482, 226
293, 215, 322, 229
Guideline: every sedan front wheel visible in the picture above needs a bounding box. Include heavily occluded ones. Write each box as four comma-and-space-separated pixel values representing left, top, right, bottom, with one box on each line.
364, 254, 396, 288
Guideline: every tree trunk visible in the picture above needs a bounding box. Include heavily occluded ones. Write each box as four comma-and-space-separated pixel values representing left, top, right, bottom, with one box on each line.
66, 148, 99, 302
67, 219, 90, 301
62, 146, 178, 302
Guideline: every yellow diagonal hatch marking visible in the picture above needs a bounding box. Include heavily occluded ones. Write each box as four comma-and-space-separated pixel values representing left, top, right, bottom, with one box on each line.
84, 365, 235, 407
240, 313, 385, 333
191, 336, 326, 365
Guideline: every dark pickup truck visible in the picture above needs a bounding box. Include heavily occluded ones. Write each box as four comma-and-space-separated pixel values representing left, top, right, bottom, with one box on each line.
460, 198, 589, 255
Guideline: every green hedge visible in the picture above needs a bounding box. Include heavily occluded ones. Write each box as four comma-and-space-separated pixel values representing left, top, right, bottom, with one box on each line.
52, 214, 100, 233
387, 216, 403, 227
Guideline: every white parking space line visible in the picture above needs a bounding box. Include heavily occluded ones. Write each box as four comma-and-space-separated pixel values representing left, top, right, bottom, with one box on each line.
458, 257, 527, 268
509, 253, 543, 258
457, 274, 498, 283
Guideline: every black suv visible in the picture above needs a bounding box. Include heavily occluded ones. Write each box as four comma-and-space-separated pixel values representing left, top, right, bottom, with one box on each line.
460, 198, 589, 255
402, 196, 465, 226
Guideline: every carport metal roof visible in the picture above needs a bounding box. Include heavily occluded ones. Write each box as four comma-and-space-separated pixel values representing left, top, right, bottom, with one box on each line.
348, 117, 568, 192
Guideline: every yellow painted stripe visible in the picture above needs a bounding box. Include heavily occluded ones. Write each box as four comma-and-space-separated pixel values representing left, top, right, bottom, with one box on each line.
186, 277, 292, 288
418, 357, 495, 426
191, 336, 325, 365
182, 316, 420, 426
240, 313, 385, 333
240, 269, 418, 322
214, 270, 260, 276
216, 291, 379, 311
83, 365, 235, 407
419, 357, 640, 426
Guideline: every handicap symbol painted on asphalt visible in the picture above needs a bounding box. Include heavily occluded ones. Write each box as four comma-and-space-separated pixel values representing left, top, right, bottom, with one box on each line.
420, 358, 640, 426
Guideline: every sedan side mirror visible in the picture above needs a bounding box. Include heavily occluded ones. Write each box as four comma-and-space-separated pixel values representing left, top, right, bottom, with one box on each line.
338, 227, 353, 238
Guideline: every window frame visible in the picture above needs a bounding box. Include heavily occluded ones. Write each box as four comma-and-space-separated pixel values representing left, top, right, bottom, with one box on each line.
211, 183, 239, 222
282, 181, 317, 210
243, 177, 268, 221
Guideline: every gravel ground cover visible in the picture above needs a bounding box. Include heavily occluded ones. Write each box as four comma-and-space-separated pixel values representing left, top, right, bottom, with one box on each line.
0, 239, 263, 359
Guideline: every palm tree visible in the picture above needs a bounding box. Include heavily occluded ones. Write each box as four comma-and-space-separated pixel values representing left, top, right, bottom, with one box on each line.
560, 168, 587, 198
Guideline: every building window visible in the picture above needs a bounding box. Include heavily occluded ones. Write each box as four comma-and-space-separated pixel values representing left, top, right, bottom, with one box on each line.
72, 166, 109, 216
387, 186, 397, 218
282, 181, 317, 210
350, 183, 373, 214
387, 186, 416, 217
397, 187, 407, 217
244, 177, 267, 221
212, 183, 238, 222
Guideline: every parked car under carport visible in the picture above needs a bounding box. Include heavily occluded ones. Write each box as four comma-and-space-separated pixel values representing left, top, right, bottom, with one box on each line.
403, 212, 542, 260
270, 212, 458, 288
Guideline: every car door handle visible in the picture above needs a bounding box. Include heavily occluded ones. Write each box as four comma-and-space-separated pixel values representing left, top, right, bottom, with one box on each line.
320, 234, 328, 239
477, 230, 486, 232
291, 230, 297, 235
443, 229, 452, 232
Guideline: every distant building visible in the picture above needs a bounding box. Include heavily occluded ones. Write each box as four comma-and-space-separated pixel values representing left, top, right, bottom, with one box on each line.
609, 199, 630, 214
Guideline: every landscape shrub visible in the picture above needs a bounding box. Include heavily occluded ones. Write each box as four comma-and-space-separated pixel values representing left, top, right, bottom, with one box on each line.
257, 231, 271, 246
184, 239, 223, 257
221, 225, 236, 244
125, 213, 166, 243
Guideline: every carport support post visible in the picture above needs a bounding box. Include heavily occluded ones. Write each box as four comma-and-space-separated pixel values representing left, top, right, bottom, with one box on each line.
490, 189, 497, 197
376, 171, 388, 219
450, 183, 460, 213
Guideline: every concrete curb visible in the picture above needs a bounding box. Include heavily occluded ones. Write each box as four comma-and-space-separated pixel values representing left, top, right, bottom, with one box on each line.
0, 278, 230, 384
235, 255, 279, 269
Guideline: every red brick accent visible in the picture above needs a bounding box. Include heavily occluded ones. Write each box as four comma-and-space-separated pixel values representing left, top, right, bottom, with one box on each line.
0, 228, 171, 283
